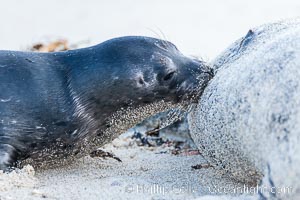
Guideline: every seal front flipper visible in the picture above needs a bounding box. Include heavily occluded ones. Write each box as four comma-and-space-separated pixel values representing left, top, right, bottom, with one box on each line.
0, 144, 18, 171
90, 148, 122, 162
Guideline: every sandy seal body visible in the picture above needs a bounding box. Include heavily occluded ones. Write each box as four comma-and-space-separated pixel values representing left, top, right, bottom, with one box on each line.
0, 36, 212, 169
190, 18, 300, 199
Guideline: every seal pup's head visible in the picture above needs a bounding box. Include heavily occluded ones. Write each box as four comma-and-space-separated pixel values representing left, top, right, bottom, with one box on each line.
67, 36, 213, 137
93, 36, 212, 107
95, 37, 211, 133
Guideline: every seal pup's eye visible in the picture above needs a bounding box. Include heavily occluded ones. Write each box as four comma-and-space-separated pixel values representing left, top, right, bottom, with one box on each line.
163, 71, 175, 81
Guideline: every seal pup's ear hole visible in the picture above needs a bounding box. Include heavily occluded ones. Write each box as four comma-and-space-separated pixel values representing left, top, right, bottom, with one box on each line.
163, 71, 175, 81
138, 77, 144, 85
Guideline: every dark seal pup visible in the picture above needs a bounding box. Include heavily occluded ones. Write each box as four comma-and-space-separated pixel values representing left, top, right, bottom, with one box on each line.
0, 36, 213, 170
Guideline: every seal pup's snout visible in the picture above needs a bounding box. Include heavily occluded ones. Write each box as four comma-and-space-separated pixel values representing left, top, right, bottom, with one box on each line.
173, 58, 213, 103
197, 65, 214, 85
200, 65, 214, 78
190, 58, 214, 78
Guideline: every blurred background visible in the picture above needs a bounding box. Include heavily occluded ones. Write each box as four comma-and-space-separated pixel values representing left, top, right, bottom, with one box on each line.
0, 0, 299, 59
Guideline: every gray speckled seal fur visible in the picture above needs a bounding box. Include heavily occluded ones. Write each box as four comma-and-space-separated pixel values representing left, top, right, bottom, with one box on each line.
189, 18, 300, 199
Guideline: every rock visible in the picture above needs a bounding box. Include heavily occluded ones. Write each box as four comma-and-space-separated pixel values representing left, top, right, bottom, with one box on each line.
189, 18, 300, 199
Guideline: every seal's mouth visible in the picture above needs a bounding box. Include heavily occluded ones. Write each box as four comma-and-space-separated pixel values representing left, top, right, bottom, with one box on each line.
176, 69, 214, 104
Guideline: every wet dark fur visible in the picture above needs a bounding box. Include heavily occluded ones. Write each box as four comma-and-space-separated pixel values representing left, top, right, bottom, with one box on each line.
0, 36, 213, 170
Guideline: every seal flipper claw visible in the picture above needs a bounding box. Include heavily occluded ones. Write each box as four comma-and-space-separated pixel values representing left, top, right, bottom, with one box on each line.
0, 144, 18, 171
90, 149, 122, 162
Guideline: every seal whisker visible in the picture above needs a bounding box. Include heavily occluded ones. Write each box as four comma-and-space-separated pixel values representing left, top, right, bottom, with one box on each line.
155, 28, 173, 50
147, 27, 172, 52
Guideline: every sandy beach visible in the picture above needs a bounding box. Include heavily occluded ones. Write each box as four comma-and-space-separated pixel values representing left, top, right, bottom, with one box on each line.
0, 131, 257, 200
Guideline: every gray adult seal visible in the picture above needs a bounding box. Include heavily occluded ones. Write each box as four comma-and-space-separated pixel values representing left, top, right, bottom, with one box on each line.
190, 18, 300, 199
0, 36, 213, 170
